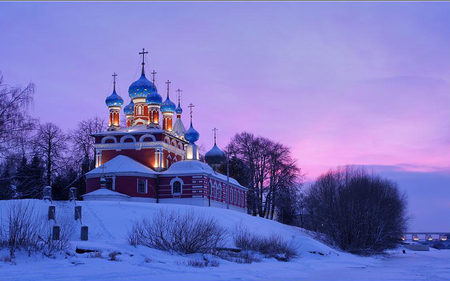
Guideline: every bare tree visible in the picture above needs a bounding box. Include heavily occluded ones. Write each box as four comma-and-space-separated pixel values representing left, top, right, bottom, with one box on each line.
228, 132, 265, 216
0, 73, 35, 159
69, 116, 105, 169
265, 142, 300, 220
227, 132, 301, 219
33, 123, 67, 186
305, 166, 408, 255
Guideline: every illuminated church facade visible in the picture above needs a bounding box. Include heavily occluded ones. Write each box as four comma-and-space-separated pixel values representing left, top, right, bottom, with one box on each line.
83, 49, 247, 211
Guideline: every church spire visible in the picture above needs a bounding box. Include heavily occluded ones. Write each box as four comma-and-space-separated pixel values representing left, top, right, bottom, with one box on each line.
188, 103, 195, 125
105, 72, 123, 131
177, 89, 182, 106
112, 72, 117, 92
184, 102, 200, 160
151, 70, 157, 84
165, 80, 171, 99
212, 127, 218, 145
175, 89, 183, 117
139, 48, 148, 76
205, 127, 226, 166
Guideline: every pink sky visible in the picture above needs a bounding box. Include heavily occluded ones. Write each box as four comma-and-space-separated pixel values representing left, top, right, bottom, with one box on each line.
1, 2, 449, 231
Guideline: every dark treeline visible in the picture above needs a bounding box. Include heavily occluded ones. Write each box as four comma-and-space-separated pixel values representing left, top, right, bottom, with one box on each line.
0, 73, 105, 200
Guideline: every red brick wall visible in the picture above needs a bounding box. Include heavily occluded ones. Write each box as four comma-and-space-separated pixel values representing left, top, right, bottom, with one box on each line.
206, 177, 247, 208
86, 174, 247, 208
101, 149, 156, 168
158, 175, 203, 199
86, 176, 157, 198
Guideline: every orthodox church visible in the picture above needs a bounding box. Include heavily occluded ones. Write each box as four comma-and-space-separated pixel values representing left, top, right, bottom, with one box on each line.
83, 49, 247, 211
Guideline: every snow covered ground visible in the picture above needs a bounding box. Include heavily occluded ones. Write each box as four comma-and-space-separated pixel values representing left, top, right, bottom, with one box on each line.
0, 200, 449, 281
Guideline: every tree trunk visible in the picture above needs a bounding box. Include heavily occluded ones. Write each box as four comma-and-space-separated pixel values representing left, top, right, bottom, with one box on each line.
47, 138, 51, 186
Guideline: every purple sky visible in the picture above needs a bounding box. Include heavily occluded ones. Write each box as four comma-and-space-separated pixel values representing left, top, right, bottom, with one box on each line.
1, 2, 449, 231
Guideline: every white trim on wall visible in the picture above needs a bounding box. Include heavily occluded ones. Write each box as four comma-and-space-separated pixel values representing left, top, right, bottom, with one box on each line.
137, 178, 148, 194
121, 135, 137, 143
170, 177, 184, 195
101, 136, 117, 144
139, 134, 156, 142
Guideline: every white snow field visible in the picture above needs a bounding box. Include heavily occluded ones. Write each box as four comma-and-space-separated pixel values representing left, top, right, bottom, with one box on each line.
0, 199, 449, 281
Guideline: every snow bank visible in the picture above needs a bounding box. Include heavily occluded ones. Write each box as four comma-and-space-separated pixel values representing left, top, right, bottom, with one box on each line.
1, 200, 449, 281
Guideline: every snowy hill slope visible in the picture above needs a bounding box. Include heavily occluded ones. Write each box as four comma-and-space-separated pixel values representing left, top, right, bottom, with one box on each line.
0, 200, 449, 281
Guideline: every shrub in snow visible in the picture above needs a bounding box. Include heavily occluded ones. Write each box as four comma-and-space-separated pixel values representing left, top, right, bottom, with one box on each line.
108, 251, 120, 261
0, 200, 75, 257
1, 201, 42, 257
305, 166, 408, 255
186, 257, 219, 268
216, 249, 262, 264
42, 215, 76, 255
128, 208, 226, 254
232, 225, 297, 261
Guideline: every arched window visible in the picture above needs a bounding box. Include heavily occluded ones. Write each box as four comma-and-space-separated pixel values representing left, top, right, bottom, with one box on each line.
172, 181, 182, 194
137, 179, 147, 194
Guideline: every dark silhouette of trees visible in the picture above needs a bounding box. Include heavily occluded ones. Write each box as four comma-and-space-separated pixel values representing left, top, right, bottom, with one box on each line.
0, 162, 14, 200
0, 74, 105, 200
217, 156, 250, 192
305, 166, 408, 255
69, 116, 105, 170
15, 154, 45, 199
33, 122, 68, 186
226, 132, 302, 221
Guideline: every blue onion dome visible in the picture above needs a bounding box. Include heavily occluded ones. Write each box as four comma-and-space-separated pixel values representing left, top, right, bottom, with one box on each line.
175, 101, 183, 114
161, 97, 176, 113
105, 89, 124, 107
128, 74, 156, 99
205, 144, 226, 165
184, 122, 200, 143
123, 100, 134, 115
146, 91, 163, 106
